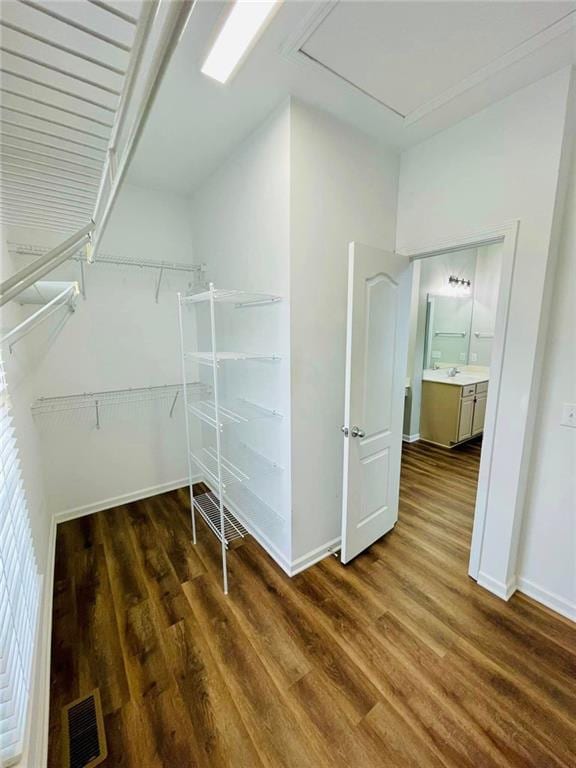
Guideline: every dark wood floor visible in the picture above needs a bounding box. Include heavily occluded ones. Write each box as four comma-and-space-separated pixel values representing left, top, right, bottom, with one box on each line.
48, 439, 576, 767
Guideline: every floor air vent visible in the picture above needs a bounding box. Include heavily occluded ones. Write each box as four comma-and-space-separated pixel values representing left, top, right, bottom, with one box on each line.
62, 689, 107, 768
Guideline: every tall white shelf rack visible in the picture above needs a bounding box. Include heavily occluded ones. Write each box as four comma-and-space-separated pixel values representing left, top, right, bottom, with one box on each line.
178, 284, 283, 594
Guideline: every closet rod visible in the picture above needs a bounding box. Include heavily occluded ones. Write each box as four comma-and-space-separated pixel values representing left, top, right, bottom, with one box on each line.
0, 223, 93, 306
0, 283, 79, 352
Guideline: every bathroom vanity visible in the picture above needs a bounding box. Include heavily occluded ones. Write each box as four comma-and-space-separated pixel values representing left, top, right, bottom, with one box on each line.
420, 370, 489, 447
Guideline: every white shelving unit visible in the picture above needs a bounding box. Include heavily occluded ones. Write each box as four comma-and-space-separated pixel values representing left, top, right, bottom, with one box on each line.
178, 283, 283, 594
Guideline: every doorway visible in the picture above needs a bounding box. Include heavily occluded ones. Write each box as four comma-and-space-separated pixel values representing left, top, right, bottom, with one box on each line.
340, 223, 519, 593
401, 242, 503, 573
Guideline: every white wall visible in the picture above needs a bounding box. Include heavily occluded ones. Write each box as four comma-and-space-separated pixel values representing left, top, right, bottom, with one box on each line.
469, 243, 502, 367
518, 135, 576, 621
290, 99, 399, 566
397, 67, 574, 608
5, 182, 196, 517
189, 102, 292, 567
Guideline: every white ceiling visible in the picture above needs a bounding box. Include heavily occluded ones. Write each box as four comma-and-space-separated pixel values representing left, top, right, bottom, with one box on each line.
302, 1, 575, 117
127, 0, 576, 196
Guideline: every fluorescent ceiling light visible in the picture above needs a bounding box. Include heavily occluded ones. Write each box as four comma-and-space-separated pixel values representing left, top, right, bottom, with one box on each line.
201, 0, 280, 84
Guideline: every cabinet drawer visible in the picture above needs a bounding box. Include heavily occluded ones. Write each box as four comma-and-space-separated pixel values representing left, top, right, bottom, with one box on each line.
476, 381, 489, 394
462, 385, 476, 398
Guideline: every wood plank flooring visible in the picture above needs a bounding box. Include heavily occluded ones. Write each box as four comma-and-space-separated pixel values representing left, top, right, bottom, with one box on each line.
48, 439, 576, 767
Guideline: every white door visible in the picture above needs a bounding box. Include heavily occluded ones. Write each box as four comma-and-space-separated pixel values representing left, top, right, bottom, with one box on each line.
341, 242, 412, 563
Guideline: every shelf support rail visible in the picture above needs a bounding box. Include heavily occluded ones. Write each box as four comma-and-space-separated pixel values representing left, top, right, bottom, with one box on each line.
209, 282, 229, 595
178, 293, 198, 546
0, 282, 79, 352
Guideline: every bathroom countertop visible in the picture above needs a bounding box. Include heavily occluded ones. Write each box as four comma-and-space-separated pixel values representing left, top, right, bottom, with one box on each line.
422, 369, 489, 387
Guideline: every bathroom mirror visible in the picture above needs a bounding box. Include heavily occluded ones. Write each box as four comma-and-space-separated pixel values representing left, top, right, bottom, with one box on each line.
424, 294, 474, 368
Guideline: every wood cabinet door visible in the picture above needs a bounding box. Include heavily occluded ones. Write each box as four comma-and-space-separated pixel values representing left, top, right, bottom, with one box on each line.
472, 392, 488, 435
458, 396, 475, 442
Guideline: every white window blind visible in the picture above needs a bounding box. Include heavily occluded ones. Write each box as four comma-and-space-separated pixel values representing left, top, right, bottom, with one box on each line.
0, 355, 40, 767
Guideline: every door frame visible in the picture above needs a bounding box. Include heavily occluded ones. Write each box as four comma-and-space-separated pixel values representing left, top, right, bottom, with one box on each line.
397, 220, 519, 597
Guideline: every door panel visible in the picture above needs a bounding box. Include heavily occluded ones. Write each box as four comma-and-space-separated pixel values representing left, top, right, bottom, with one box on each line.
341, 242, 412, 563
473, 393, 487, 434
458, 396, 474, 442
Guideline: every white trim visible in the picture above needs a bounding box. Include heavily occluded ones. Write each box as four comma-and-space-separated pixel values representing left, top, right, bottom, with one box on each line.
517, 577, 576, 623
280, 0, 338, 60
289, 537, 341, 575
398, 220, 520, 590
54, 477, 196, 523
402, 433, 420, 443
478, 571, 517, 601
201, 476, 339, 577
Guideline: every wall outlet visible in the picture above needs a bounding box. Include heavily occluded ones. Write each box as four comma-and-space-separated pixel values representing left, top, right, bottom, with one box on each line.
459, 352, 466, 361
470, 352, 478, 363
561, 403, 576, 428
432, 351, 441, 359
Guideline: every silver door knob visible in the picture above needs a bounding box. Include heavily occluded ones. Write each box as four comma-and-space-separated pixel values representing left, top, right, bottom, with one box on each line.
340, 425, 349, 436
351, 426, 365, 438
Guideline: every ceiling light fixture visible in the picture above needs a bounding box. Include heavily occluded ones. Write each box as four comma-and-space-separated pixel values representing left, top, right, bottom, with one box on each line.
201, 0, 281, 84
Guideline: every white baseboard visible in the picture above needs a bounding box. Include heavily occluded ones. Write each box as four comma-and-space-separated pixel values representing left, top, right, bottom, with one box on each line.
477, 571, 517, 600
54, 477, 198, 524
517, 577, 576, 623
199, 476, 339, 577
402, 433, 420, 443
199, 476, 294, 575
289, 537, 341, 575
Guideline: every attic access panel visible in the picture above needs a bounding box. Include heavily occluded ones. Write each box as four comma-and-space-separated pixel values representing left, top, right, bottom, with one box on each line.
300, 1, 576, 118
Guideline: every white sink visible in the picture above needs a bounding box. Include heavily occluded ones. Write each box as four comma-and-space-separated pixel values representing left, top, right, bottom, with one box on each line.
422, 369, 489, 387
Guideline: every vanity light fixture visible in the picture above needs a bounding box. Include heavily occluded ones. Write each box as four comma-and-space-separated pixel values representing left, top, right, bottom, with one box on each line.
449, 275, 472, 292
201, 0, 281, 84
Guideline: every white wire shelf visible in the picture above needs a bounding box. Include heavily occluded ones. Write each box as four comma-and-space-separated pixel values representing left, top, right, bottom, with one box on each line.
187, 397, 282, 428
185, 351, 281, 365
31, 382, 210, 427
223, 483, 283, 532
7, 242, 205, 302
182, 288, 281, 307
191, 442, 283, 490
190, 447, 249, 488
193, 491, 248, 547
